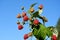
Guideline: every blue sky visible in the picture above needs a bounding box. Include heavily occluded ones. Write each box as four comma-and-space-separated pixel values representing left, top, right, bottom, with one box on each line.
0, 0, 60, 40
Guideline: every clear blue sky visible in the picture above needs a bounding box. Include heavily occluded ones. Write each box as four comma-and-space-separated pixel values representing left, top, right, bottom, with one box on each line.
0, 0, 60, 40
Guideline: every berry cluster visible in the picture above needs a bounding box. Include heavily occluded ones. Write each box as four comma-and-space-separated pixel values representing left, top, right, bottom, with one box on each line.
16, 3, 54, 40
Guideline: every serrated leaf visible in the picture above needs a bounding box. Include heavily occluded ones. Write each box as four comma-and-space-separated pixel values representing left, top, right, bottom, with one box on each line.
32, 24, 53, 40
32, 24, 47, 39
46, 28, 53, 37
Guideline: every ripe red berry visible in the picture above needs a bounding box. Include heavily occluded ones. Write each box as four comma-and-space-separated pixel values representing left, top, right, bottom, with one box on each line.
18, 24, 23, 30
23, 16, 28, 21
52, 35, 57, 40
24, 39, 26, 40
33, 19, 39, 25
22, 12, 26, 17
24, 34, 29, 39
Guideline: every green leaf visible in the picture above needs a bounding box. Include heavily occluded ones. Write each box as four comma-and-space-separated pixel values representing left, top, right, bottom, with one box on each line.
32, 24, 47, 39
38, 24, 47, 39
46, 28, 53, 37
32, 24, 53, 40
32, 11, 39, 17
30, 3, 37, 8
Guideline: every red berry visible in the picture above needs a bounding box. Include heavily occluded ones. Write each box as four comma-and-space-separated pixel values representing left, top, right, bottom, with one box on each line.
24, 39, 26, 40
33, 19, 39, 25
52, 35, 57, 40
39, 4, 43, 9
22, 12, 26, 17
18, 24, 23, 30
24, 34, 29, 39
23, 16, 28, 21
